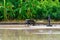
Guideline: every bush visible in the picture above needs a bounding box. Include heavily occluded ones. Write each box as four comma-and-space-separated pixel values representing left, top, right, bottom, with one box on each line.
0, 0, 60, 21
0, 7, 4, 21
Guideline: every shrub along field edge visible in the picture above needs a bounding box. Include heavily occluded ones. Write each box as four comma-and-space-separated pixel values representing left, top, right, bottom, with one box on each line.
0, 0, 60, 21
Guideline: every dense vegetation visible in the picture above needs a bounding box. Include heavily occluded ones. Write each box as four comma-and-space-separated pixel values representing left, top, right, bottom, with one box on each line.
0, 0, 60, 21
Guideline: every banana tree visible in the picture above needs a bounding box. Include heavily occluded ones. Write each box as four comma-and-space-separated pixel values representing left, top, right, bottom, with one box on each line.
4, 0, 7, 20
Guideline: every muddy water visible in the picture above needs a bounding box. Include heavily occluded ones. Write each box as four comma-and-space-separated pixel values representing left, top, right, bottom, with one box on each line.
0, 29, 60, 40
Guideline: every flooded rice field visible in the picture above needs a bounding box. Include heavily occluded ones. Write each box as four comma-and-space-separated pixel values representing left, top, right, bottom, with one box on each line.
0, 24, 60, 40
0, 29, 59, 40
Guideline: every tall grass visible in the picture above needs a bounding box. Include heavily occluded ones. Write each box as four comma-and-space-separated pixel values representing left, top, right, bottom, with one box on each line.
0, 0, 60, 21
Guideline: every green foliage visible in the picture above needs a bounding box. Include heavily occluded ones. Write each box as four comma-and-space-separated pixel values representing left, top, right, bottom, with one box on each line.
0, 7, 4, 21
0, 0, 60, 21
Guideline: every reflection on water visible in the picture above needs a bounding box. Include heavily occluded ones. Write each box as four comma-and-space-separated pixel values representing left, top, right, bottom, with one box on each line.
0, 29, 60, 40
